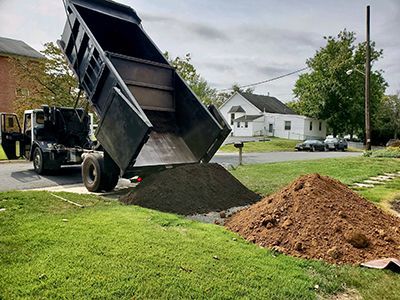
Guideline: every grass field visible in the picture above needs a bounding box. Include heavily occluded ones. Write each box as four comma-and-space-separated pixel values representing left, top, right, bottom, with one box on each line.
1, 190, 400, 300
0, 145, 8, 160
219, 137, 300, 153
1, 157, 400, 299
230, 157, 400, 198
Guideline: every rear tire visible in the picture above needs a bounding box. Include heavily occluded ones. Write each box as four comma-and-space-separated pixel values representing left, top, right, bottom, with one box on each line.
82, 153, 119, 192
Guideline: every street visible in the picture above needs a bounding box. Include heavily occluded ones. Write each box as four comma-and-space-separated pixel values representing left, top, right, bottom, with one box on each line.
0, 151, 361, 192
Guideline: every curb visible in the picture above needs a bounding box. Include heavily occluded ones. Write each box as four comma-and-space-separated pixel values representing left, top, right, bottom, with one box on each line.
0, 159, 29, 164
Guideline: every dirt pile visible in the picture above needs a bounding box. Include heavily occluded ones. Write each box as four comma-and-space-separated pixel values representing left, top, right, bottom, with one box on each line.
120, 163, 261, 215
225, 174, 400, 264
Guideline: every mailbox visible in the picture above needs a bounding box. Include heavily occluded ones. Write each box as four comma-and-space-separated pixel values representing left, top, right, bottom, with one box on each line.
234, 142, 244, 149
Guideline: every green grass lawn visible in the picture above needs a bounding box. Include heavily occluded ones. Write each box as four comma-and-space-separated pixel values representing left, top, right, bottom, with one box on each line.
0, 145, 8, 160
230, 157, 400, 198
1, 191, 400, 300
219, 137, 300, 153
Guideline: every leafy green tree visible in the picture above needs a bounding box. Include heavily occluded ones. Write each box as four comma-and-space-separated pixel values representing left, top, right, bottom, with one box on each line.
215, 83, 255, 106
164, 52, 221, 106
11, 42, 82, 117
376, 93, 400, 139
292, 30, 387, 137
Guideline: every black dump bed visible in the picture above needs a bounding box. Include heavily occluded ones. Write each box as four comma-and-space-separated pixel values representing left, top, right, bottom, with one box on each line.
59, 0, 230, 175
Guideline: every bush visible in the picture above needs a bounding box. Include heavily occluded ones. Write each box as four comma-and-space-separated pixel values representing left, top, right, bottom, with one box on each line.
363, 147, 400, 158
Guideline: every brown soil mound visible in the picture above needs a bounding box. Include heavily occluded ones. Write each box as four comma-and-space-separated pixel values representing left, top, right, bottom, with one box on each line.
225, 174, 400, 264
120, 163, 261, 215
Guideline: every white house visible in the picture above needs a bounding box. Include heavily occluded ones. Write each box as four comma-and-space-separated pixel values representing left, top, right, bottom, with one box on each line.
219, 92, 327, 140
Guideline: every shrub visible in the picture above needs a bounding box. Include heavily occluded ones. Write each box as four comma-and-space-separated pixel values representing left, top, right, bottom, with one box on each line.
363, 147, 400, 158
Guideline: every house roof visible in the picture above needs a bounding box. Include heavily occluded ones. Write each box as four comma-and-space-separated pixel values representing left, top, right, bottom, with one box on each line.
234, 115, 263, 122
240, 92, 296, 115
228, 105, 245, 113
0, 37, 44, 59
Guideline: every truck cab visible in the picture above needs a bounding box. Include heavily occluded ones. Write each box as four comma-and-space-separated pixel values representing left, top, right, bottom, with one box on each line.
1, 106, 91, 174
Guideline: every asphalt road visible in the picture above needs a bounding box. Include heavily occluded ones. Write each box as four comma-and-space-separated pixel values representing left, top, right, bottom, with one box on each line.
0, 162, 82, 192
0, 151, 361, 192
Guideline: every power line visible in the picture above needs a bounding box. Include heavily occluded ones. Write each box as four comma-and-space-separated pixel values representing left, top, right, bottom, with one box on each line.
218, 66, 309, 92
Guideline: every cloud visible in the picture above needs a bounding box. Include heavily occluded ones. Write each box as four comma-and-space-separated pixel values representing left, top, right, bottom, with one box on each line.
142, 13, 230, 41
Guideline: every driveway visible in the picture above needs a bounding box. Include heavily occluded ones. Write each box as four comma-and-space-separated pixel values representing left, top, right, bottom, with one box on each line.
0, 162, 82, 192
0, 151, 361, 192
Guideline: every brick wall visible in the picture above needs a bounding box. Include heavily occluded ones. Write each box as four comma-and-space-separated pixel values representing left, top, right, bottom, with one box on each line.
0, 56, 16, 113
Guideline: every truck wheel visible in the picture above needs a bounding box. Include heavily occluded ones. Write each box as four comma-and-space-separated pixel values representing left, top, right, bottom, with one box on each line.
82, 153, 103, 192
33, 147, 45, 174
102, 172, 119, 192
82, 153, 119, 192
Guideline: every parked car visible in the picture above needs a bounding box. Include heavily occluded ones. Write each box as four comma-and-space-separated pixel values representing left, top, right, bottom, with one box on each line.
324, 137, 348, 151
295, 140, 326, 152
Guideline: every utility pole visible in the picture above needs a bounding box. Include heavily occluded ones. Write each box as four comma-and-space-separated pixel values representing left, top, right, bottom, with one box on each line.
365, 5, 371, 150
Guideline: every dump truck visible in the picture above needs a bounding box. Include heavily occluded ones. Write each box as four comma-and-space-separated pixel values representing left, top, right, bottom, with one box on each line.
0, 106, 91, 172
59, 0, 230, 192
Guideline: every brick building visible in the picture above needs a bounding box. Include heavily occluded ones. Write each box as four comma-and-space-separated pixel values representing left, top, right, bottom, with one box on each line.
0, 37, 43, 112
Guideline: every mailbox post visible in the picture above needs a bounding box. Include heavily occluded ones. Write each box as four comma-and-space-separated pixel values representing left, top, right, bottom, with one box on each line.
234, 142, 244, 166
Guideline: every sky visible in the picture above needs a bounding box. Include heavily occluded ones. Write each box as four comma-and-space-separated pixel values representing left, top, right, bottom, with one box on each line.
0, 0, 399, 102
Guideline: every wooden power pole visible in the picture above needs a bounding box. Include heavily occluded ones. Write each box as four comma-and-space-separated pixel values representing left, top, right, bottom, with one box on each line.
365, 5, 371, 150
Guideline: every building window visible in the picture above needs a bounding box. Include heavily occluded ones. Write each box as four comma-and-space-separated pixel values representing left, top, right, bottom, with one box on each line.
309, 121, 313, 131
230, 113, 235, 125
284, 121, 291, 131
245, 122, 248, 128
319, 121, 322, 131
237, 122, 240, 128
269, 123, 273, 132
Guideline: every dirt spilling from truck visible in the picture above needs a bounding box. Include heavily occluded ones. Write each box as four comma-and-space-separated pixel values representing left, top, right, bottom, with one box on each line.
225, 174, 400, 264
120, 163, 261, 215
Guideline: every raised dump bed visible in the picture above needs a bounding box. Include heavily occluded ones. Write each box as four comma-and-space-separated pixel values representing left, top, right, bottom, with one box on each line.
59, 0, 230, 191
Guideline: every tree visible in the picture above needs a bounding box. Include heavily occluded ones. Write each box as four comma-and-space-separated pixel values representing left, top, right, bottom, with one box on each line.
11, 42, 82, 117
292, 30, 387, 137
215, 83, 255, 106
376, 93, 400, 139
164, 52, 221, 106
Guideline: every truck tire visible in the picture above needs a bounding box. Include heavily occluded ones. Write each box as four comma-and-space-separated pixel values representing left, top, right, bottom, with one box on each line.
33, 147, 45, 174
82, 153, 119, 192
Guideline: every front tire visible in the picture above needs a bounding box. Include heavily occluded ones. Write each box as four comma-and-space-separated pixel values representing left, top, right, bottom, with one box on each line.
33, 147, 45, 174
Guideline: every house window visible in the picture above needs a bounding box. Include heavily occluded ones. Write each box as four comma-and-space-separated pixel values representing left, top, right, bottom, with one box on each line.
245, 122, 248, 128
284, 121, 291, 131
230, 113, 235, 125
237, 122, 240, 128
269, 123, 273, 132
319, 121, 322, 131
309, 121, 313, 131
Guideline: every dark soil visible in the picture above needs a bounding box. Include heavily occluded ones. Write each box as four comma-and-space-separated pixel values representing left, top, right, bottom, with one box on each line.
392, 199, 400, 214
225, 174, 400, 264
120, 163, 261, 215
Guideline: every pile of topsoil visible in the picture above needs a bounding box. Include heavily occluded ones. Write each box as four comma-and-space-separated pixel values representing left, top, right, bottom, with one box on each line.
120, 163, 261, 215
225, 174, 400, 264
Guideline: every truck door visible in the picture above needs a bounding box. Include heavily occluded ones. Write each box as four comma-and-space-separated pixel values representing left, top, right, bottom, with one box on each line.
0, 113, 23, 159
22, 112, 34, 158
